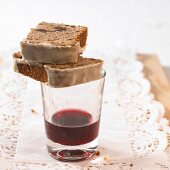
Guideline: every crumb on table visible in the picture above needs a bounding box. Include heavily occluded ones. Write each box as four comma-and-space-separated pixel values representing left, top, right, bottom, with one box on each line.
103, 156, 110, 161
95, 150, 100, 156
31, 109, 36, 113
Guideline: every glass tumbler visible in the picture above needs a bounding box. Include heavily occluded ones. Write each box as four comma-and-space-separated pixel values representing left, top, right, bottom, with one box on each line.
41, 71, 106, 161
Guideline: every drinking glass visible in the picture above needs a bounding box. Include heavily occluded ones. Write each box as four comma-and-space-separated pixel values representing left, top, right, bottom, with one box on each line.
41, 70, 106, 161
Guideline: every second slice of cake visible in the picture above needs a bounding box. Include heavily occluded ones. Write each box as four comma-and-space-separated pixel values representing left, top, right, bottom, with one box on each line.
13, 52, 103, 88
20, 22, 88, 64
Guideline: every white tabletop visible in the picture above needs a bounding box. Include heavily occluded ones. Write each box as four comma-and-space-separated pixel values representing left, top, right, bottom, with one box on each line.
0, 0, 170, 66
0, 49, 170, 169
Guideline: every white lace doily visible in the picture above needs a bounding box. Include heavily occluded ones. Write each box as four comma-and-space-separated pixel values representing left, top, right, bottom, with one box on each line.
0, 50, 170, 170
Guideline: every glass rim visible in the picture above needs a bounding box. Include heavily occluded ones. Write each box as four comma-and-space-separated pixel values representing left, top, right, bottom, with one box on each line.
101, 69, 106, 79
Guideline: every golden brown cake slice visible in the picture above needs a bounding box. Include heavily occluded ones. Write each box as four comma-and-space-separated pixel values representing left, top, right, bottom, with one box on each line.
20, 22, 88, 64
13, 52, 103, 87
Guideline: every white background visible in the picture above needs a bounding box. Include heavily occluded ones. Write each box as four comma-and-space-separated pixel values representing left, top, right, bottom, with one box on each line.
0, 1, 170, 168
0, 0, 170, 66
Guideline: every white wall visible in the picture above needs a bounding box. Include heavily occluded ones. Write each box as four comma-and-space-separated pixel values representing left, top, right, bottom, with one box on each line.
0, 0, 170, 65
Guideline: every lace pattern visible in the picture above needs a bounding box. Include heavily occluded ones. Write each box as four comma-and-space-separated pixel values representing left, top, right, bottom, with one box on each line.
0, 53, 170, 169
113, 58, 170, 158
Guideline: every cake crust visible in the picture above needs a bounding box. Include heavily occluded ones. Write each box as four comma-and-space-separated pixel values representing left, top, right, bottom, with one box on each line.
20, 22, 88, 64
13, 52, 103, 87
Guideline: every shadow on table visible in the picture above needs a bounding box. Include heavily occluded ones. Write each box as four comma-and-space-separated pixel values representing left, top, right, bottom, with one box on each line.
163, 66, 170, 83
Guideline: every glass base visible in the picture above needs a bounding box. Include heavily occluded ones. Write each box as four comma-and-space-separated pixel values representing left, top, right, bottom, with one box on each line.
46, 138, 98, 162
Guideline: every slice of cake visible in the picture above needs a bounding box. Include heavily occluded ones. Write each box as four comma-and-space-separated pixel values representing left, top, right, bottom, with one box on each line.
13, 52, 103, 88
20, 22, 88, 64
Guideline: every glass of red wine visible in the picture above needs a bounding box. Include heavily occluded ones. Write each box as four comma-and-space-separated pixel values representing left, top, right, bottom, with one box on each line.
41, 70, 106, 161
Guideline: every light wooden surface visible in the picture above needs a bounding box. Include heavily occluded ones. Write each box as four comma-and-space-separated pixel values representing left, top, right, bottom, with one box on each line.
137, 54, 170, 122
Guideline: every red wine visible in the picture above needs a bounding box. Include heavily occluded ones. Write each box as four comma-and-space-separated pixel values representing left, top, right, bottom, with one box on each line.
45, 109, 100, 146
